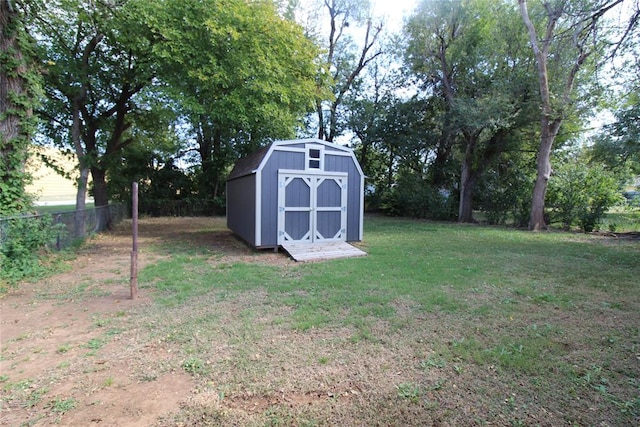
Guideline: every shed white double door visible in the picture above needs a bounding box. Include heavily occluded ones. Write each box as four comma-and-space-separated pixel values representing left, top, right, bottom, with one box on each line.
277, 170, 348, 245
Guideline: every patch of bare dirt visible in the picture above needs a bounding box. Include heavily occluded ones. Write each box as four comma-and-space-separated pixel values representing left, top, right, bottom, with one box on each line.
0, 217, 266, 426
590, 230, 640, 239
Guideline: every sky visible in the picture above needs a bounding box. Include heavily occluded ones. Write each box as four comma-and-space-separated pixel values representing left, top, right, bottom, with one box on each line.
296, 0, 419, 35
371, 0, 417, 29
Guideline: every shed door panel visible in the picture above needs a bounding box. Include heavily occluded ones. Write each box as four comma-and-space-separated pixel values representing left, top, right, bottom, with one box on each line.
285, 177, 311, 207
314, 178, 346, 241
278, 172, 347, 245
284, 211, 311, 241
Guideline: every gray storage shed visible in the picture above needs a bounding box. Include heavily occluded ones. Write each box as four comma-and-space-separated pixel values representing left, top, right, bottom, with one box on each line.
226, 138, 364, 249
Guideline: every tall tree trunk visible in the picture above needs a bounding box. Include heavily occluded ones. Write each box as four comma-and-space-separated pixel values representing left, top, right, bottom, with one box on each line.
458, 133, 475, 223
90, 166, 111, 231
519, 0, 602, 230
0, 1, 21, 146
529, 119, 558, 230
387, 145, 395, 190
519, 0, 556, 231
458, 147, 476, 223
327, 101, 338, 142
0, 0, 32, 214
458, 175, 477, 223
72, 99, 88, 237
316, 99, 325, 140
74, 167, 90, 236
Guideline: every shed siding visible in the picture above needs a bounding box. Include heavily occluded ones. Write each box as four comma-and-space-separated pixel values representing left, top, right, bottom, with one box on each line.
324, 146, 343, 153
280, 143, 306, 150
325, 154, 362, 241
227, 139, 364, 249
260, 150, 305, 247
226, 176, 256, 246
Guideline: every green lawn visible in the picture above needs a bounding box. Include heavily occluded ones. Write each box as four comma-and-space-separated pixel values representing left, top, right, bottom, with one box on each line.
135, 216, 639, 426
34, 203, 94, 215
600, 208, 640, 232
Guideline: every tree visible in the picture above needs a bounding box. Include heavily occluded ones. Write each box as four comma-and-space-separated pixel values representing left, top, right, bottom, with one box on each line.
476, 149, 537, 227
404, 0, 537, 222
30, 0, 157, 232
0, 0, 41, 215
304, 0, 384, 142
343, 54, 406, 205
142, 0, 320, 200
591, 97, 640, 175
590, 37, 640, 177
106, 89, 190, 208
518, 0, 638, 230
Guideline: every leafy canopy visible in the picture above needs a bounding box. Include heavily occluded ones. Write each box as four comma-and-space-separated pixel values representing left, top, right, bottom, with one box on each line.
139, 0, 320, 143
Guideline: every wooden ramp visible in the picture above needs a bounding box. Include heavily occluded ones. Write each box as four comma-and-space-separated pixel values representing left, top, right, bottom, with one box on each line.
282, 241, 367, 262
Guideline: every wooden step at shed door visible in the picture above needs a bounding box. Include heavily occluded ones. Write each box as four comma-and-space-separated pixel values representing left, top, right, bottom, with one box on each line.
282, 241, 366, 262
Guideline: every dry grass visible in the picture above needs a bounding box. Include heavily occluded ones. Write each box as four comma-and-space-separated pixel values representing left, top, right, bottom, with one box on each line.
1, 216, 638, 426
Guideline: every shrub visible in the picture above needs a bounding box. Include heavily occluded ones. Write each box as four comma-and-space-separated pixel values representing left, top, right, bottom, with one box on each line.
0, 214, 64, 285
477, 165, 534, 227
380, 171, 456, 220
547, 161, 623, 232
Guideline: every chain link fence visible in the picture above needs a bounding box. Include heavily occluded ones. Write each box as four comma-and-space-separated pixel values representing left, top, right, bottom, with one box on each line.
1, 199, 222, 254
136, 199, 225, 217
0, 204, 128, 252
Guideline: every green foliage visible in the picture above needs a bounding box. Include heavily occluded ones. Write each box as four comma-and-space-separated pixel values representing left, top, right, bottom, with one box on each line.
108, 148, 195, 209
30, 0, 160, 216
0, 147, 33, 216
0, 215, 65, 285
380, 170, 457, 220
45, 397, 76, 414
106, 89, 192, 204
547, 157, 624, 232
137, 0, 320, 198
396, 383, 422, 403
590, 95, 640, 175
0, 1, 42, 216
182, 357, 207, 375
477, 155, 536, 227
401, 0, 539, 221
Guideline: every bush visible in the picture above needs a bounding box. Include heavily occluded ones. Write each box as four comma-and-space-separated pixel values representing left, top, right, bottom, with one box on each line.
547, 161, 623, 232
477, 165, 534, 227
380, 172, 457, 220
0, 214, 65, 286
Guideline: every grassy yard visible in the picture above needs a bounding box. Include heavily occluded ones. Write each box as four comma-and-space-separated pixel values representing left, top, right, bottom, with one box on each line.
3, 215, 636, 425
132, 215, 639, 426
33, 203, 94, 215
600, 208, 640, 233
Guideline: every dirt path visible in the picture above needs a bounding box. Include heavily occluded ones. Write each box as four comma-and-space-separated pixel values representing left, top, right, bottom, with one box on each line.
0, 218, 222, 426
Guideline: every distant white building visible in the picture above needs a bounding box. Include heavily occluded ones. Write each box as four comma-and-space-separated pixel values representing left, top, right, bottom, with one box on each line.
25, 147, 93, 206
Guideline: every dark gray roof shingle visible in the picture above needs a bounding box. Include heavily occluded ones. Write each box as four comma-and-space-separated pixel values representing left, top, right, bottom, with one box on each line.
227, 143, 272, 180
